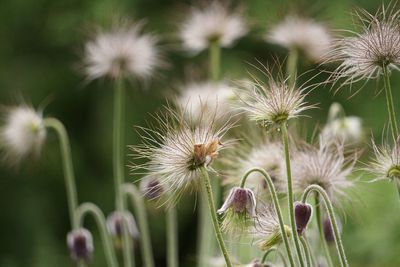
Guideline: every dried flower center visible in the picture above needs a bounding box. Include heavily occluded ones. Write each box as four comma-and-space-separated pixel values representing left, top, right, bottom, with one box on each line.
387, 165, 400, 180
271, 112, 289, 124
189, 138, 221, 170
110, 56, 129, 78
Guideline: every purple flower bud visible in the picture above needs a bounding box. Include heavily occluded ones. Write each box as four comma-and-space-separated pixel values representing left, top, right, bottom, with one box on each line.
217, 187, 256, 217
248, 260, 273, 267
294, 201, 313, 235
67, 228, 93, 263
323, 216, 341, 244
140, 175, 164, 200
106, 211, 140, 240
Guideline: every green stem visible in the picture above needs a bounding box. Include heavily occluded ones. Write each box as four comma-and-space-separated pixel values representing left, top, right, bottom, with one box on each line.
286, 48, 298, 88
113, 78, 134, 267
382, 66, 398, 142
261, 248, 288, 267
209, 40, 221, 81
44, 118, 78, 229
304, 237, 317, 267
76, 202, 119, 267
300, 236, 312, 267
166, 205, 179, 267
240, 168, 295, 267
280, 123, 306, 267
315, 194, 334, 267
200, 167, 232, 267
301, 185, 348, 267
122, 184, 155, 267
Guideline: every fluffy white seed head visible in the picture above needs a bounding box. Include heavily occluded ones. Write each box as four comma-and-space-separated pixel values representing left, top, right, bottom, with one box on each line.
84, 21, 160, 80
326, 5, 400, 85
289, 137, 356, 201
129, 106, 234, 205
179, 1, 247, 53
267, 16, 332, 62
175, 81, 237, 122
0, 106, 46, 163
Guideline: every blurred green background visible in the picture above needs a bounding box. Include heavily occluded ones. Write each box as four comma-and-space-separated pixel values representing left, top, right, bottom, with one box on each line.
0, 0, 399, 266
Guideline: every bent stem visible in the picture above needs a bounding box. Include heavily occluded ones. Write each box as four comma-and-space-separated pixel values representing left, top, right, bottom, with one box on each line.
166, 205, 179, 267
301, 185, 348, 267
280, 123, 306, 267
286, 48, 298, 88
382, 66, 398, 142
76, 202, 119, 267
113, 78, 134, 267
240, 168, 295, 267
300, 236, 312, 267
44, 118, 78, 229
315, 194, 334, 267
261, 248, 288, 267
200, 167, 232, 267
122, 184, 155, 267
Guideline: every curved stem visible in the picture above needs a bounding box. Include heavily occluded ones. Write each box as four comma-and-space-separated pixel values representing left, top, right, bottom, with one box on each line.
300, 236, 312, 267
286, 48, 298, 88
280, 123, 306, 267
315, 194, 334, 267
209, 40, 221, 81
301, 185, 348, 267
240, 168, 295, 267
304, 237, 317, 267
122, 184, 155, 267
44, 118, 78, 229
261, 248, 287, 267
76, 202, 119, 267
200, 167, 232, 267
166, 205, 179, 267
113, 78, 134, 267
382, 66, 398, 142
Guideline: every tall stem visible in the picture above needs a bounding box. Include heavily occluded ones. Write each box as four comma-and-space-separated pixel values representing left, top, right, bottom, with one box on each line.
76, 202, 119, 267
209, 40, 221, 82
240, 168, 295, 267
304, 237, 317, 267
122, 184, 155, 267
301, 185, 348, 267
200, 167, 232, 267
280, 123, 306, 267
286, 48, 298, 88
44, 118, 78, 229
166, 205, 179, 267
113, 78, 134, 267
300, 236, 312, 267
315, 194, 334, 267
383, 66, 398, 142
261, 248, 287, 267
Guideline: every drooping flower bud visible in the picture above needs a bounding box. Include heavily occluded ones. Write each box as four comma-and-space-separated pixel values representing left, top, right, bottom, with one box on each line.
67, 228, 94, 263
106, 211, 139, 240
294, 201, 313, 235
323, 217, 342, 244
140, 175, 164, 200
217, 187, 257, 233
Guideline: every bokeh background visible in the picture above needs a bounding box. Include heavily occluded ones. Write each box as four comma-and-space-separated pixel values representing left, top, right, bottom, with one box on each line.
0, 0, 399, 266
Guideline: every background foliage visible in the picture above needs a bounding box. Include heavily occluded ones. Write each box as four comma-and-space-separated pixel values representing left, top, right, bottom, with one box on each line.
0, 0, 399, 266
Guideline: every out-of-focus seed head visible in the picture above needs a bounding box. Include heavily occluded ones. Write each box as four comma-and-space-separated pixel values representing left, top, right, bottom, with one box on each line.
217, 186, 257, 234
67, 228, 94, 263
294, 201, 313, 235
0, 106, 46, 164
106, 211, 140, 240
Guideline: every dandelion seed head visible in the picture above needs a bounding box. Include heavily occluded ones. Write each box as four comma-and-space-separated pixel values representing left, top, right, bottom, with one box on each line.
180, 1, 247, 52
84, 21, 160, 80
0, 106, 46, 163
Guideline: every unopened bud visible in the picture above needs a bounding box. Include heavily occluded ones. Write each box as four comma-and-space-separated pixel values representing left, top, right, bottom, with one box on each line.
67, 228, 93, 263
218, 187, 256, 216
294, 201, 313, 235
323, 217, 341, 244
140, 175, 164, 200
106, 211, 139, 240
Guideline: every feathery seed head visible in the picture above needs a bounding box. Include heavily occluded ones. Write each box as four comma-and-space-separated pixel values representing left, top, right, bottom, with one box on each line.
67, 228, 94, 263
368, 136, 400, 182
267, 16, 332, 62
327, 5, 400, 84
0, 106, 46, 163
179, 1, 247, 53
129, 106, 233, 204
218, 186, 257, 234
84, 21, 160, 80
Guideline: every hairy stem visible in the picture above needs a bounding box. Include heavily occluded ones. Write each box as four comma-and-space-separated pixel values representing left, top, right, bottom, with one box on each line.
76, 203, 119, 267
304, 237, 317, 267
122, 184, 155, 267
240, 168, 295, 267
315, 194, 334, 267
382, 66, 398, 142
300, 236, 312, 267
280, 123, 306, 267
44, 118, 78, 229
261, 247, 287, 267
301, 185, 348, 267
166, 205, 179, 267
200, 167, 232, 267
287, 48, 298, 88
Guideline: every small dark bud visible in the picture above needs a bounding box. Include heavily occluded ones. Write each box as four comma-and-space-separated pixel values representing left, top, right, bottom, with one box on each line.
106, 211, 140, 240
294, 201, 313, 235
67, 228, 93, 263
217, 187, 256, 217
140, 175, 164, 200
323, 217, 341, 244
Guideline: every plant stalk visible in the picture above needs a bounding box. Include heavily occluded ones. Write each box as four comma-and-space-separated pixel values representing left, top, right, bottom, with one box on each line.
287, 48, 298, 88
382, 66, 398, 142
300, 236, 312, 267
209, 40, 221, 82
261, 248, 287, 267
315, 194, 334, 267
166, 205, 179, 267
